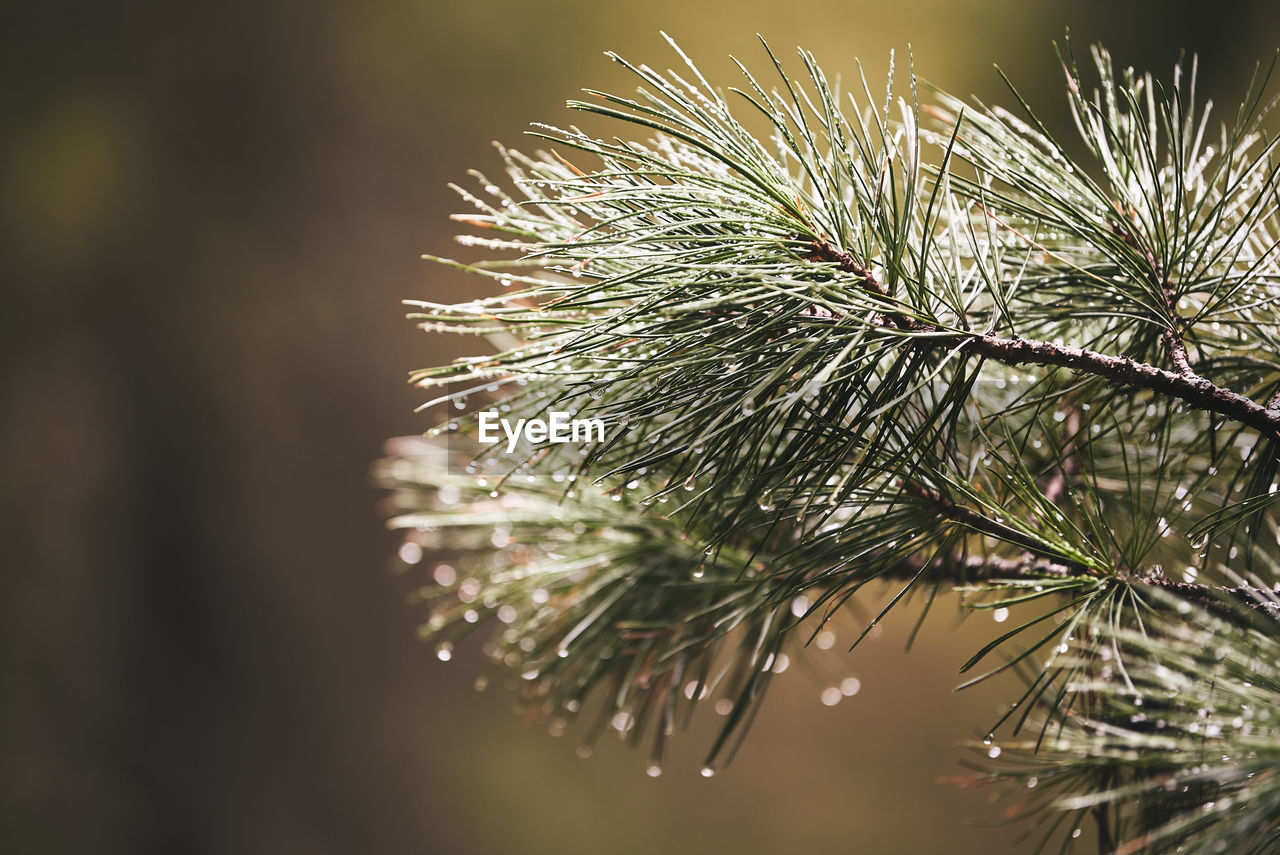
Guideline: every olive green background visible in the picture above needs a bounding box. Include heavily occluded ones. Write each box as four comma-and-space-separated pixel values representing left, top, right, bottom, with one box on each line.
4, 1, 1278, 852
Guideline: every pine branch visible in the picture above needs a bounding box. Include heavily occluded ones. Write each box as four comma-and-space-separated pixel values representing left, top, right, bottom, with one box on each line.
874, 543, 1280, 617
809, 238, 1280, 441
974, 585, 1280, 855
1159, 282, 1194, 378
966, 335, 1279, 438
903, 480, 1093, 568
386, 34, 1280, 854
1040, 407, 1079, 505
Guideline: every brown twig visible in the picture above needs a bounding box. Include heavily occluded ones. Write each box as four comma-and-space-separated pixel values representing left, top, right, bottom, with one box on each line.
1160, 281, 1195, 377
902, 481, 1091, 571
1042, 406, 1081, 505
805, 240, 1280, 442
878, 544, 1280, 616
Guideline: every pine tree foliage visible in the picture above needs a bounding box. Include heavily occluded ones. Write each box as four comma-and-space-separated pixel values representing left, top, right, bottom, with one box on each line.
375, 34, 1280, 852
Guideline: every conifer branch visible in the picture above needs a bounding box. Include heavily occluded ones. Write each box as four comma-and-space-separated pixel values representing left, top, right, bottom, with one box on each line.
1040, 407, 1079, 505
1159, 283, 1195, 378
385, 34, 1280, 854
809, 238, 1280, 441
963, 335, 1280, 439
881, 543, 1279, 616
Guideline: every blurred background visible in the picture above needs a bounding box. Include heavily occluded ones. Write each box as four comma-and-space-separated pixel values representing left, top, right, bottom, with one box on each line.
4, 1, 1279, 852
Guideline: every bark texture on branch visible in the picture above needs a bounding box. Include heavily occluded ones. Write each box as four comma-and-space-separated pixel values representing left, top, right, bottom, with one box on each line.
805, 240, 1280, 442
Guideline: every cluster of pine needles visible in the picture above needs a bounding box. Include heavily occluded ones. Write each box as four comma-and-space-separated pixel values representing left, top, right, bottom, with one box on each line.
375, 34, 1280, 853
